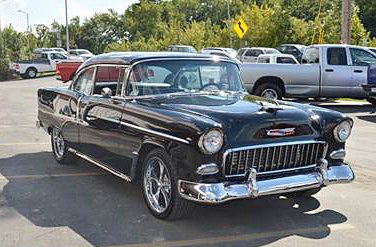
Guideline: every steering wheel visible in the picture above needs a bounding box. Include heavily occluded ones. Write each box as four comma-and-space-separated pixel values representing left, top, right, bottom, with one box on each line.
201, 83, 220, 91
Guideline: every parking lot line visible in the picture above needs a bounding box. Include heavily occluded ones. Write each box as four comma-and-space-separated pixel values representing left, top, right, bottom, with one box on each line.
107, 224, 355, 247
0, 172, 107, 180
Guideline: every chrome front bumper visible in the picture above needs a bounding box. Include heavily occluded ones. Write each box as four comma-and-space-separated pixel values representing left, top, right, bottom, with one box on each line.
178, 161, 354, 204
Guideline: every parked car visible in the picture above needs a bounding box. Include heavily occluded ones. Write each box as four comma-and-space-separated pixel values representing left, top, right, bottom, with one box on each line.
51, 47, 68, 55
166, 45, 197, 53
13, 52, 83, 79
241, 44, 376, 104
56, 61, 83, 81
37, 52, 354, 219
362, 63, 376, 105
201, 47, 237, 58
68, 49, 94, 60
257, 54, 299, 64
277, 44, 307, 61
238, 47, 281, 63
33, 48, 53, 54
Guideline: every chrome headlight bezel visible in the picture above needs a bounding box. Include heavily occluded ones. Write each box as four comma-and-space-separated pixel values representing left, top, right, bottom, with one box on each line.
333, 120, 353, 143
198, 129, 224, 154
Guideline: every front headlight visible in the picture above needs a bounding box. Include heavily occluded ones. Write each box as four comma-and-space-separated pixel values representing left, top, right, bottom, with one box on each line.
333, 120, 353, 142
199, 129, 223, 154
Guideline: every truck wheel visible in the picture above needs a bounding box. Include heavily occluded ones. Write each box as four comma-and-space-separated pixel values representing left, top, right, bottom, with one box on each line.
367, 98, 376, 105
285, 188, 322, 198
51, 127, 77, 165
26, 68, 37, 79
254, 82, 283, 100
142, 148, 193, 220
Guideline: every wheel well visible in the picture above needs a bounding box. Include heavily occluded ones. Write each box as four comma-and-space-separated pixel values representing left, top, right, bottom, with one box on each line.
133, 142, 166, 181
253, 76, 285, 96
27, 67, 38, 73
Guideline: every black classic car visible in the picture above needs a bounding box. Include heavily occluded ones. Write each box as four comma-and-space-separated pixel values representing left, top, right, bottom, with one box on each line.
37, 52, 354, 219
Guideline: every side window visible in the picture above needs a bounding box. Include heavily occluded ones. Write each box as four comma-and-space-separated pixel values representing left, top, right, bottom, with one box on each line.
302, 47, 319, 64
254, 50, 263, 56
327, 48, 348, 65
41, 53, 48, 59
93, 66, 123, 96
277, 57, 297, 64
245, 49, 256, 56
349, 48, 376, 66
72, 67, 95, 95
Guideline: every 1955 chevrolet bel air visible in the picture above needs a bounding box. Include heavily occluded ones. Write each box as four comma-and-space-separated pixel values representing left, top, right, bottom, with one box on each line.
37, 52, 355, 219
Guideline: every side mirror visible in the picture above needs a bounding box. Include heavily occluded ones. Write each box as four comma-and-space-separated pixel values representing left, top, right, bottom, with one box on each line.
101, 87, 112, 98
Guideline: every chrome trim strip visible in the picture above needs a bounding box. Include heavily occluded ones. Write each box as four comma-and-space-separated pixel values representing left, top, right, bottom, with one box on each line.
222, 140, 327, 177
178, 162, 354, 204
68, 148, 132, 182
329, 149, 346, 160
196, 163, 219, 175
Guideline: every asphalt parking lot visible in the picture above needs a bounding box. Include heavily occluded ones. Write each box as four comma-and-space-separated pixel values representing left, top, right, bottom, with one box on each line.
0, 76, 375, 247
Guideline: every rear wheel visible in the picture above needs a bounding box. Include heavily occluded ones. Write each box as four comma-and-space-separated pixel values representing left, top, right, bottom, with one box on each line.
26, 68, 37, 79
254, 82, 283, 100
51, 127, 77, 164
367, 98, 376, 105
142, 148, 193, 220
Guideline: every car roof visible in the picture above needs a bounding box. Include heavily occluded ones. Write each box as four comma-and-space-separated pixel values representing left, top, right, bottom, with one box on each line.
309, 44, 368, 49
167, 45, 194, 48
79, 52, 236, 71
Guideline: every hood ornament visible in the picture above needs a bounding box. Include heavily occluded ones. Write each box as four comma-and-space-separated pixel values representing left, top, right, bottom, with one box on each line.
267, 128, 296, 137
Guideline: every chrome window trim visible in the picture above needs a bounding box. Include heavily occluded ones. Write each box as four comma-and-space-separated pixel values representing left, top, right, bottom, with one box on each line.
222, 140, 328, 178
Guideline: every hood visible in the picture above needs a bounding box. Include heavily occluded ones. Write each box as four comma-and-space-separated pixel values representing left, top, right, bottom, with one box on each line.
138, 93, 323, 147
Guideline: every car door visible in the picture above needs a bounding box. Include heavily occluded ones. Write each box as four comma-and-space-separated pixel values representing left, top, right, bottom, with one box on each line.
321, 47, 353, 97
78, 65, 130, 173
349, 47, 376, 98
59, 66, 96, 150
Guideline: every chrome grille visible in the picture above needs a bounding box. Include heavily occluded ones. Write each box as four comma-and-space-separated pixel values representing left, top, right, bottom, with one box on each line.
224, 141, 327, 177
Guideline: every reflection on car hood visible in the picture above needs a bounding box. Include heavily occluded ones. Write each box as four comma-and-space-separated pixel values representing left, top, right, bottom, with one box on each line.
138, 93, 321, 146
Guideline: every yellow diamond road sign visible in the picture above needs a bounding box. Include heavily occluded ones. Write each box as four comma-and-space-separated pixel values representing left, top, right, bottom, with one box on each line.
233, 17, 248, 39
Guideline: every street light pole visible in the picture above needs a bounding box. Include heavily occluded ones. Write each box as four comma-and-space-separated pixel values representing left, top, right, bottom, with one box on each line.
65, 0, 70, 51
226, 0, 233, 48
17, 10, 30, 50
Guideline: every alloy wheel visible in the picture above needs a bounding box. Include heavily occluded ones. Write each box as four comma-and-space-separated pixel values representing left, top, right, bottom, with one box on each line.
52, 128, 65, 159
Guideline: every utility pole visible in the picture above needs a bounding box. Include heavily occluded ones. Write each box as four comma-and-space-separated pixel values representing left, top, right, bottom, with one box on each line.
341, 0, 351, 44
226, 0, 232, 48
65, 0, 70, 51
0, 0, 8, 58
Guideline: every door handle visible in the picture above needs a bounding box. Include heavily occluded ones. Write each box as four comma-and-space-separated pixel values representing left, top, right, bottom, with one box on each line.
325, 69, 334, 72
354, 70, 363, 73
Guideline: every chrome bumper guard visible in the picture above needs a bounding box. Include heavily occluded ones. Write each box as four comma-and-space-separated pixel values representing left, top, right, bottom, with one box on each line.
178, 160, 354, 204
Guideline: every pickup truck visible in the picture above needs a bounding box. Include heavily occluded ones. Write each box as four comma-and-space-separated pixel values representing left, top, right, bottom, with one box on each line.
56, 61, 83, 82
241, 44, 376, 104
13, 51, 82, 79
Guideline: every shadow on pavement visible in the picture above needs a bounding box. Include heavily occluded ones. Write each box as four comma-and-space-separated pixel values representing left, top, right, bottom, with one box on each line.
0, 152, 348, 247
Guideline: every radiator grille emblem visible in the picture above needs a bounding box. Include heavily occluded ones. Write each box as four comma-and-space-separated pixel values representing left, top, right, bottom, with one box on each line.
267, 128, 296, 137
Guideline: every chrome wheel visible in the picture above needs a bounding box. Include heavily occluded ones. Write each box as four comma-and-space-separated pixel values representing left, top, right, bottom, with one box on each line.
52, 128, 65, 159
261, 88, 278, 100
143, 157, 172, 214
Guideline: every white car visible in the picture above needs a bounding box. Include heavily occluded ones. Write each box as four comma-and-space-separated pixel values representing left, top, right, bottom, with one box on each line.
201, 48, 240, 63
237, 47, 281, 63
13, 51, 83, 79
68, 49, 94, 60
257, 54, 299, 64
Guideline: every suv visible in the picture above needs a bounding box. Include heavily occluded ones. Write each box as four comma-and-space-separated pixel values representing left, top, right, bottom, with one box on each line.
277, 44, 307, 62
237, 47, 281, 63
166, 45, 197, 53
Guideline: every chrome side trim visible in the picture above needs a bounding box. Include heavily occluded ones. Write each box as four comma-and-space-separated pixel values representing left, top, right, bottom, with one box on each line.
178, 162, 354, 204
329, 149, 346, 160
222, 140, 327, 177
118, 119, 190, 144
68, 148, 132, 182
196, 163, 219, 175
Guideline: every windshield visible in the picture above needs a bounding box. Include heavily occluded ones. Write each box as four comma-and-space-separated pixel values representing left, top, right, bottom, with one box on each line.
126, 60, 243, 97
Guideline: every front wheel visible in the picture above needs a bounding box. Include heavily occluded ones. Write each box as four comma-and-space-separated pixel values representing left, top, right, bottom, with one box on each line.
142, 149, 193, 220
254, 82, 283, 100
26, 68, 37, 79
51, 127, 77, 164
367, 97, 376, 105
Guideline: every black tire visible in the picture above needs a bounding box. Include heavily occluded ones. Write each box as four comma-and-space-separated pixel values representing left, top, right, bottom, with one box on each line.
285, 188, 322, 198
254, 82, 283, 100
51, 127, 78, 165
26, 67, 37, 79
367, 98, 376, 105
141, 148, 193, 220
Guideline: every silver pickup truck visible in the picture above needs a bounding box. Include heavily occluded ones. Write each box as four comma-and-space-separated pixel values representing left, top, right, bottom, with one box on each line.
241, 44, 376, 104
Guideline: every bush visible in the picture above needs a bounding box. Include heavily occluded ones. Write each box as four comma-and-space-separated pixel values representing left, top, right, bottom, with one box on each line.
0, 58, 12, 81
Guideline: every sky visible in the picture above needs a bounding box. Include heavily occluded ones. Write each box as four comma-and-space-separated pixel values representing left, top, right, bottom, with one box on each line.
0, 0, 139, 32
